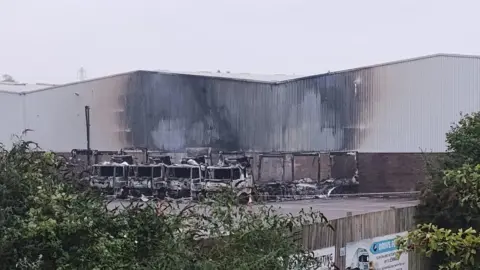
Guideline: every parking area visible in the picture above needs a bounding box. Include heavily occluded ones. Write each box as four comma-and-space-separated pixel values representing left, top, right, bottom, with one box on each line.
108, 197, 418, 220
265, 198, 418, 219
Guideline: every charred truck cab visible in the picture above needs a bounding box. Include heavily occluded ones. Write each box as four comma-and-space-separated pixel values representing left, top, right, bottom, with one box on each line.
203, 166, 252, 203
148, 155, 171, 199
128, 165, 154, 197
89, 154, 132, 197
90, 163, 128, 196
151, 164, 166, 199
165, 165, 200, 198
87, 150, 254, 202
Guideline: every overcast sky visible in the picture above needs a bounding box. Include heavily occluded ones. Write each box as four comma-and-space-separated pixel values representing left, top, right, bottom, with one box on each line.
0, 0, 478, 83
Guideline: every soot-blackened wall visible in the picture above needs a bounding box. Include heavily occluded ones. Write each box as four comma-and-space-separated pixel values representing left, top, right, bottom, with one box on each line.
122, 71, 361, 152
7, 54, 480, 153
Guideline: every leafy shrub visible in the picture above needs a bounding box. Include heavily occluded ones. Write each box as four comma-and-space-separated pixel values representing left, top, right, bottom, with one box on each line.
0, 139, 332, 270
398, 112, 480, 269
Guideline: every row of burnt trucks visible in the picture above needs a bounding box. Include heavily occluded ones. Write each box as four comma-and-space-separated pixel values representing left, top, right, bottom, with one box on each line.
87, 153, 253, 203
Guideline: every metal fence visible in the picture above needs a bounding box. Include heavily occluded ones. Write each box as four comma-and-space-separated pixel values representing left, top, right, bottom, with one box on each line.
298, 205, 428, 269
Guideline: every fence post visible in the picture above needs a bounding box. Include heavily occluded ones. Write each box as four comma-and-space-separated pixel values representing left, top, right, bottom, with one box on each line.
391, 206, 400, 233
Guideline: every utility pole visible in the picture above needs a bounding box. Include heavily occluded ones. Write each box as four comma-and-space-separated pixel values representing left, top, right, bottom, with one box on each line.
78, 67, 86, 81
85, 106, 91, 165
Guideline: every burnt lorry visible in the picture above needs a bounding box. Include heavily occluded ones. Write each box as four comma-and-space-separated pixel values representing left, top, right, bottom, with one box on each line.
164, 164, 201, 198
88, 153, 194, 199
196, 152, 254, 204
88, 154, 158, 198
148, 155, 172, 199
87, 151, 255, 202
127, 164, 165, 197
90, 162, 129, 196
163, 152, 254, 203
200, 165, 253, 204
253, 151, 360, 201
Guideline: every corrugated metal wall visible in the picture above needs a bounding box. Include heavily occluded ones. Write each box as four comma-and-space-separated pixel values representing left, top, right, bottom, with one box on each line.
0, 92, 24, 146
3, 55, 480, 152
22, 73, 134, 151
350, 55, 480, 152
123, 72, 351, 152
122, 55, 480, 152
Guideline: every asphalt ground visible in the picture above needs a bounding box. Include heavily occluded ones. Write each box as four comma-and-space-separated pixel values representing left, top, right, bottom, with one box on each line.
107, 197, 418, 220
265, 198, 418, 219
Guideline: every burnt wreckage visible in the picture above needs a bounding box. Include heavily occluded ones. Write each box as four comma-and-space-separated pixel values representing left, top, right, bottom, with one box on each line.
76, 148, 359, 202
254, 151, 359, 201
85, 149, 254, 203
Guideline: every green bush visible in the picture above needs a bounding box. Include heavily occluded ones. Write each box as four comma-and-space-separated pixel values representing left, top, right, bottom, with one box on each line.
397, 112, 480, 269
0, 140, 332, 270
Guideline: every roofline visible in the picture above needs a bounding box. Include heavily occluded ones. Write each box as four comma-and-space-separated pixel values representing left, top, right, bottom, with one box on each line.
0, 82, 58, 95
0, 90, 22, 95
20, 69, 287, 94
280, 53, 480, 83
22, 71, 139, 94
152, 53, 480, 84
151, 70, 302, 84
7, 53, 480, 94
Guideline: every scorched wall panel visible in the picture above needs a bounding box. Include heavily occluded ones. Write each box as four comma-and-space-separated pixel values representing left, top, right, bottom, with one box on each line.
12, 54, 480, 153
274, 55, 480, 152
123, 72, 349, 152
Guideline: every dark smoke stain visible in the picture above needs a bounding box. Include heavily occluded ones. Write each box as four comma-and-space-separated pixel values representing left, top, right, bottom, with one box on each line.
122, 70, 362, 152
189, 80, 240, 150
124, 72, 146, 148
305, 72, 361, 150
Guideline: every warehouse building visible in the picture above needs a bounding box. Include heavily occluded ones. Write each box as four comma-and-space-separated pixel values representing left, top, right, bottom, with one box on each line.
1, 53, 479, 153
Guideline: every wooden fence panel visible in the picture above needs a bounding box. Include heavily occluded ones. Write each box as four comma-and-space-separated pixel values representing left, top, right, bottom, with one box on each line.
300, 205, 429, 270
199, 205, 429, 269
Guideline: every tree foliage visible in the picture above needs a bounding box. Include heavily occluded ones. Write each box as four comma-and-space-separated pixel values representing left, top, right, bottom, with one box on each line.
397, 164, 480, 269
1, 74, 16, 83
397, 112, 480, 269
396, 224, 480, 270
0, 139, 332, 270
446, 112, 480, 167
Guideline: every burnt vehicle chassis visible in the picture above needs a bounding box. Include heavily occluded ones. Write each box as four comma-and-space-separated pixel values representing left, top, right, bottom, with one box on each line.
87, 151, 254, 202
83, 148, 359, 201
203, 152, 253, 203
88, 153, 167, 199
181, 151, 254, 204
254, 151, 359, 202
90, 162, 169, 200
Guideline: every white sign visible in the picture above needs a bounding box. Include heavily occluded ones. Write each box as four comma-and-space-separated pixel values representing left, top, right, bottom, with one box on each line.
345, 232, 408, 270
313, 246, 335, 270
286, 246, 336, 270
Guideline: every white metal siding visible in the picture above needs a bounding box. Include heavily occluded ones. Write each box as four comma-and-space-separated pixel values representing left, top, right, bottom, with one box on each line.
23, 74, 132, 152
0, 92, 24, 146
1, 55, 480, 153
353, 56, 480, 152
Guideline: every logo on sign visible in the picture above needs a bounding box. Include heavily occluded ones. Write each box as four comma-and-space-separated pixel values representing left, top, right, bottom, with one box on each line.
370, 238, 397, 254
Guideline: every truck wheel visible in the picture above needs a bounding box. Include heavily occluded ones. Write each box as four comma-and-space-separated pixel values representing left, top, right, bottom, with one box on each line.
157, 188, 166, 200
198, 191, 206, 202
237, 192, 249, 205
192, 191, 202, 201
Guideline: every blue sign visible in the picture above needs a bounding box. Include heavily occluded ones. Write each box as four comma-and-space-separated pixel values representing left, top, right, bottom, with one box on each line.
369, 238, 397, 254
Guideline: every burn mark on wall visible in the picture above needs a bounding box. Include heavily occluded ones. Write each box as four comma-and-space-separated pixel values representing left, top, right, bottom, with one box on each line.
122, 71, 365, 152
123, 72, 147, 148
189, 81, 240, 150
124, 72, 242, 151
293, 73, 361, 151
